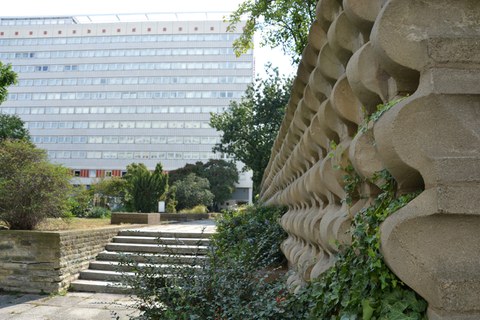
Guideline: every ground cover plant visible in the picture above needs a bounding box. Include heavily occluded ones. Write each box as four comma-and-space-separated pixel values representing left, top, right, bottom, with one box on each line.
299, 170, 427, 319
121, 171, 427, 319
120, 205, 307, 320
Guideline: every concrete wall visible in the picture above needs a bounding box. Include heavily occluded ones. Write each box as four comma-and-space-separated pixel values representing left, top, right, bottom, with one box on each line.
0, 226, 131, 293
111, 212, 160, 225
259, 0, 480, 319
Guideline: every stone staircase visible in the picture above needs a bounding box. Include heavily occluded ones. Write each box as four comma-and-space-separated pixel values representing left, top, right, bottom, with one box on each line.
70, 227, 214, 293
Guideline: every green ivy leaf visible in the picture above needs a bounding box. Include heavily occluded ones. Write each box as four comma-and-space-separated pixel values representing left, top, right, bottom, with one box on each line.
362, 298, 375, 320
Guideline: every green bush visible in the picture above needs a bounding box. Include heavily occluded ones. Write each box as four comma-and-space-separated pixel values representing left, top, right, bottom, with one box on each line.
123, 163, 168, 213
68, 186, 93, 217
213, 205, 287, 269
87, 206, 111, 219
178, 205, 208, 214
120, 204, 305, 319
174, 173, 214, 210
0, 140, 71, 230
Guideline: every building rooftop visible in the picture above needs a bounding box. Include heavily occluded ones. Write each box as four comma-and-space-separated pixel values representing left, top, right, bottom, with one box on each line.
0, 12, 230, 26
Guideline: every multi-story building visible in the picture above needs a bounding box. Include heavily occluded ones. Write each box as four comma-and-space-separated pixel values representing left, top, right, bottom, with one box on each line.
0, 14, 253, 204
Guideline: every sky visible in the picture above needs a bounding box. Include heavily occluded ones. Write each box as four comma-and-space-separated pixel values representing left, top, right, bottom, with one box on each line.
1, 0, 297, 78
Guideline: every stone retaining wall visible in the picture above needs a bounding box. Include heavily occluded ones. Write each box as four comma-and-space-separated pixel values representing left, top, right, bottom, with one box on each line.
0, 225, 135, 293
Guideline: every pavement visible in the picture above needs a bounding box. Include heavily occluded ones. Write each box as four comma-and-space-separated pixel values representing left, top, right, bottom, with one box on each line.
0, 292, 139, 320
127, 218, 217, 234
0, 219, 217, 320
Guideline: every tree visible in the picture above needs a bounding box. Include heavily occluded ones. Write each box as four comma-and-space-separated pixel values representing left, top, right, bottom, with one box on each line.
0, 61, 17, 104
0, 64, 26, 142
228, 0, 318, 63
0, 139, 71, 230
91, 176, 127, 210
123, 163, 168, 213
202, 160, 239, 209
0, 114, 30, 142
168, 160, 239, 209
168, 161, 204, 185
210, 67, 292, 195
174, 173, 214, 211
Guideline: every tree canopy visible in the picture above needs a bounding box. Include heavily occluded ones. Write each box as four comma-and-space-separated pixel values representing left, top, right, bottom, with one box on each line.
174, 173, 214, 211
227, 0, 318, 63
0, 62, 17, 104
210, 67, 292, 195
123, 163, 168, 213
202, 160, 239, 208
0, 114, 30, 142
168, 159, 239, 209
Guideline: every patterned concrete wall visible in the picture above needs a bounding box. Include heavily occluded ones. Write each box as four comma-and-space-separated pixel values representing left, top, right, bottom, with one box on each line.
0, 226, 130, 293
260, 0, 480, 319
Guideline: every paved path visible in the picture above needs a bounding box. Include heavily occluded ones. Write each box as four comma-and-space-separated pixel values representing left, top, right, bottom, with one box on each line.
127, 218, 217, 234
0, 292, 139, 320
0, 220, 217, 320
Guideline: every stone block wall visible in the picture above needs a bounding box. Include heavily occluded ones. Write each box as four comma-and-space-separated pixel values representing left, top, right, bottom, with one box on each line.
259, 0, 480, 319
0, 226, 131, 293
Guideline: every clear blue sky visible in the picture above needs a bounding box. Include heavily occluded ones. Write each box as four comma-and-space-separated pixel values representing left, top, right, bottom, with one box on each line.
1, 0, 296, 78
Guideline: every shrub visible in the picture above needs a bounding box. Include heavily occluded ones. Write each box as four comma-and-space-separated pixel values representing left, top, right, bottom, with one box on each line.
0, 140, 71, 230
173, 173, 214, 210
120, 205, 303, 319
178, 205, 208, 214
68, 186, 93, 217
87, 206, 111, 219
213, 205, 287, 269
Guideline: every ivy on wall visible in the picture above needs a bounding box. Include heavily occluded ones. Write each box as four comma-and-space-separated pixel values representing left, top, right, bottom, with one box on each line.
297, 170, 427, 319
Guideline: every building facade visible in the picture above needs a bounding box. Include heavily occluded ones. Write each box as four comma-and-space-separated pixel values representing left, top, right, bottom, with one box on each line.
0, 14, 253, 203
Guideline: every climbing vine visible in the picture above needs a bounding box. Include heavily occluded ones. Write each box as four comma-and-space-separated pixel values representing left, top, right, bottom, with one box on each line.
296, 170, 427, 319
358, 97, 408, 134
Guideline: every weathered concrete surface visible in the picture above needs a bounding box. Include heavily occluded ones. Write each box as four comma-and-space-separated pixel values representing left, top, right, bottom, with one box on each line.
111, 212, 160, 224
260, 0, 480, 318
0, 292, 139, 320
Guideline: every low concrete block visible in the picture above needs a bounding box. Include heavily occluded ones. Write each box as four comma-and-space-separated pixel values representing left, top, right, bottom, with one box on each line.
111, 212, 160, 225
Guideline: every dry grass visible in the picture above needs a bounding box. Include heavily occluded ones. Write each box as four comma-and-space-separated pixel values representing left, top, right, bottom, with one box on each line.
35, 217, 112, 231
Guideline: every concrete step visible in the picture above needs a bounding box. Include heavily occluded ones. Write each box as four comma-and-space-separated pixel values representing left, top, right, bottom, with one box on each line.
118, 230, 214, 239
79, 269, 134, 282
96, 251, 207, 265
69, 279, 130, 294
105, 242, 209, 255
112, 236, 210, 246
89, 260, 201, 273
70, 222, 215, 294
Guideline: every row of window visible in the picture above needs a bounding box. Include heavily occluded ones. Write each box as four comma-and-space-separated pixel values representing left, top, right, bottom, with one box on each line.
0, 18, 74, 26
32, 135, 220, 145
17, 75, 252, 87
26, 121, 212, 130
0, 47, 247, 60
48, 150, 222, 160
12, 61, 252, 73
0, 34, 240, 46
7, 90, 243, 101
1, 105, 226, 115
